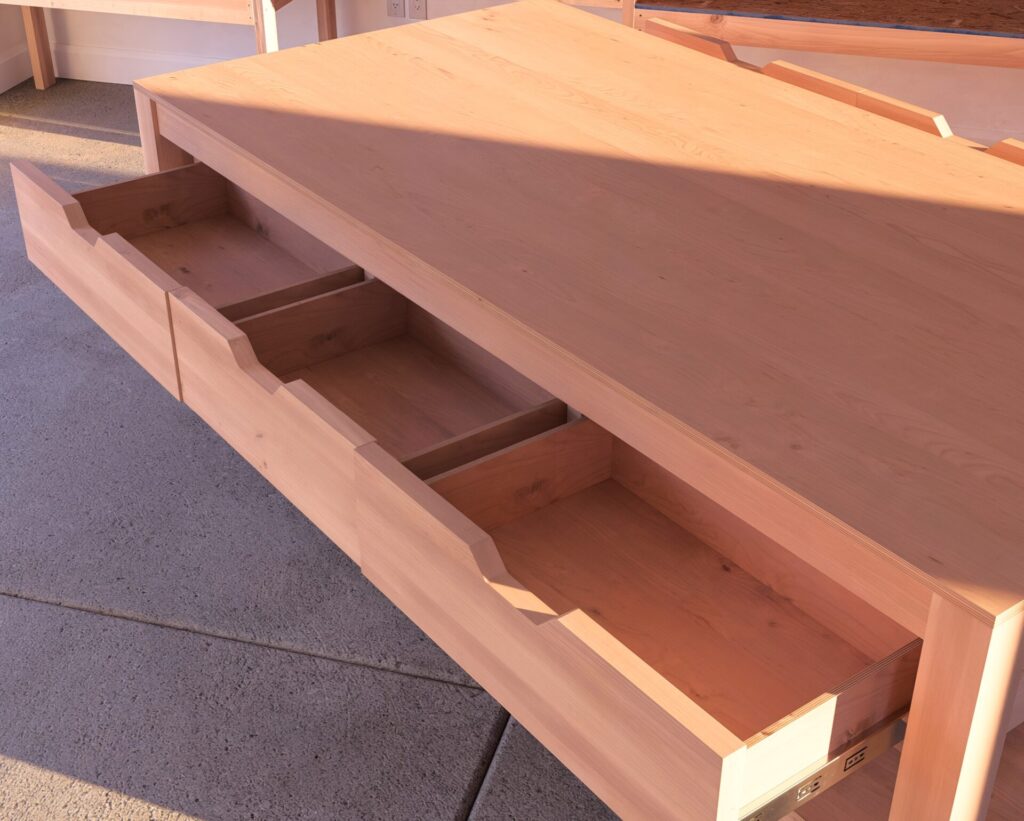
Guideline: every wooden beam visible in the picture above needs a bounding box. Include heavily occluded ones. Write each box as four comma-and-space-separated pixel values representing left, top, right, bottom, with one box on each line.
253, 0, 279, 53
20, 6, 55, 90
890, 596, 1024, 819
762, 60, 954, 138
988, 138, 1024, 166
641, 17, 738, 63
632, 10, 1024, 68
315, 0, 336, 41
134, 88, 193, 173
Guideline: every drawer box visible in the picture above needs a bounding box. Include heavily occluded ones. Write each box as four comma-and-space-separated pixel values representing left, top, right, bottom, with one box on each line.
355, 422, 921, 819
15, 159, 922, 820
12, 161, 362, 397
168, 279, 566, 563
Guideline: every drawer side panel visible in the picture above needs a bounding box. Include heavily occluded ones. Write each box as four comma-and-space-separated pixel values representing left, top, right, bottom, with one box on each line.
356, 441, 742, 820
169, 288, 374, 563
12, 161, 180, 397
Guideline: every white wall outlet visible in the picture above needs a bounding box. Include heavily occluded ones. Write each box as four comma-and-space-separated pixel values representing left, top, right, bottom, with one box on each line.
387, 0, 405, 17
408, 0, 427, 19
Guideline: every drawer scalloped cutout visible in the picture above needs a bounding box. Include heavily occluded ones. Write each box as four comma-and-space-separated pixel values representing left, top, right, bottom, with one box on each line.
354, 420, 921, 820
12, 160, 362, 397
168, 278, 566, 563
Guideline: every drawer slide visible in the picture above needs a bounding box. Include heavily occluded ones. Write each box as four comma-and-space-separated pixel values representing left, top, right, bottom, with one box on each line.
740, 713, 907, 821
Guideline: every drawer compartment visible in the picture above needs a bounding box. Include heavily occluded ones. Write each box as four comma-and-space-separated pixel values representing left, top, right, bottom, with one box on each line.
12, 161, 360, 396
356, 420, 921, 819
16, 159, 920, 820
168, 278, 565, 562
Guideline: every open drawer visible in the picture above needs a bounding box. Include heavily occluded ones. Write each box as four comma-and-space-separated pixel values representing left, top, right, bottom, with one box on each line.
355, 420, 922, 819
16, 158, 922, 820
167, 276, 567, 563
12, 161, 362, 397
13, 159, 567, 565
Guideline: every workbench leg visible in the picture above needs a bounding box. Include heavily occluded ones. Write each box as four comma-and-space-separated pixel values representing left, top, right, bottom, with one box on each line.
253, 0, 280, 54
134, 89, 193, 174
21, 6, 56, 90
890, 596, 1024, 820
620, 0, 636, 27
316, 0, 337, 41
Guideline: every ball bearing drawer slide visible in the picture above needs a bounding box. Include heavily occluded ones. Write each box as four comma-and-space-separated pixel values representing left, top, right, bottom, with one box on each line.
740, 713, 906, 821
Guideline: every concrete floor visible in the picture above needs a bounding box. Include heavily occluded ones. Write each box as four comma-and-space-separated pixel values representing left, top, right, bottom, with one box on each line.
0, 78, 617, 821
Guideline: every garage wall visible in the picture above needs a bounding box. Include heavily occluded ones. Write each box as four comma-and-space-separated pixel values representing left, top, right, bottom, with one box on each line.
1, 0, 506, 91
0, 5, 32, 92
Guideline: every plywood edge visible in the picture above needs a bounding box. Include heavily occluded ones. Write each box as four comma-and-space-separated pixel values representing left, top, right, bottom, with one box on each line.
828, 640, 920, 752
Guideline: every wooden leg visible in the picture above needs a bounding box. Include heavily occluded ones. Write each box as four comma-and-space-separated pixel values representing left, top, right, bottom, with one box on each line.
621, 0, 636, 27
316, 0, 338, 41
21, 6, 56, 90
253, 0, 280, 54
134, 88, 193, 174
890, 596, 1024, 820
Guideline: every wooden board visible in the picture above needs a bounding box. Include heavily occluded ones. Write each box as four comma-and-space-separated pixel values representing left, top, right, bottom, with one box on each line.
632, 7, 1024, 66
11, 161, 181, 398
137, 0, 1024, 629
637, 1, 1024, 37
0, 0, 258, 25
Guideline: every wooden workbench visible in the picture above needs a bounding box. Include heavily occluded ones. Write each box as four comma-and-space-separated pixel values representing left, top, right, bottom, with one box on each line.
8, 0, 338, 90
13, 1, 1024, 817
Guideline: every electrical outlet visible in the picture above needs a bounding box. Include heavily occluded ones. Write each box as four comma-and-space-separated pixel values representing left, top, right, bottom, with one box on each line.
387, 0, 405, 17
408, 0, 427, 18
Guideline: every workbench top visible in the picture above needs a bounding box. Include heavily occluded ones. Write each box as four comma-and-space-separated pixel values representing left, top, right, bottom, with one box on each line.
137, 0, 1024, 623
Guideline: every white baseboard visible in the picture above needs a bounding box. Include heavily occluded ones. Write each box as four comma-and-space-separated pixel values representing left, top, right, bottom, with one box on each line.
0, 43, 32, 94
52, 42, 233, 85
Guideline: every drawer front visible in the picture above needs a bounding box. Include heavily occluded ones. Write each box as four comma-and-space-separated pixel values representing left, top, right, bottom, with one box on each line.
169, 289, 374, 564
12, 161, 181, 397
